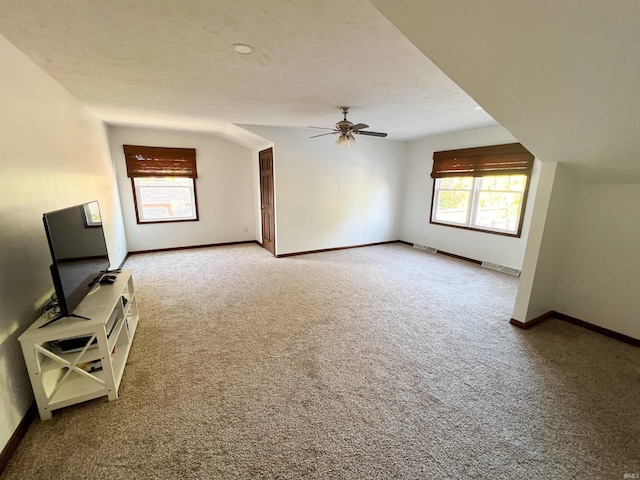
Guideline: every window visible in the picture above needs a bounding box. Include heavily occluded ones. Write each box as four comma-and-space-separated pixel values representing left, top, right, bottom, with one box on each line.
132, 177, 197, 222
83, 201, 102, 226
432, 174, 528, 235
430, 143, 534, 237
123, 145, 199, 224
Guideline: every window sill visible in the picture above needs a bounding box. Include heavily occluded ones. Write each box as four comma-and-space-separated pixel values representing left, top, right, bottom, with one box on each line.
136, 218, 199, 225
429, 220, 522, 238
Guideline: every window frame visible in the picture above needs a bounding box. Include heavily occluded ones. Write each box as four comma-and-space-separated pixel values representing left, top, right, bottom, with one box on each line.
430, 174, 531, 237
429, 143, 534, 238
130, 176, 200, 225
123, 145, 199, 225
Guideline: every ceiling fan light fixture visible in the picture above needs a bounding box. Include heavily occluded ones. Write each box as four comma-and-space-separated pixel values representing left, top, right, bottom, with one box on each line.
336, 133, 355, 147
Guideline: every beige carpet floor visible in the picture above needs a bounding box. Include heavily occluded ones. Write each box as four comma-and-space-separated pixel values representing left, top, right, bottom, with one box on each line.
3, 243, 639, 479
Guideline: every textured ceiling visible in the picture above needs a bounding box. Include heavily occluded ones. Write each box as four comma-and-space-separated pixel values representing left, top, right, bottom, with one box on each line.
0, 0, 496, 143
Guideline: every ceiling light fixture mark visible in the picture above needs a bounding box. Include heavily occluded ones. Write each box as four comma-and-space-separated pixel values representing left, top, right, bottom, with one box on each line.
231, 43, 254, 55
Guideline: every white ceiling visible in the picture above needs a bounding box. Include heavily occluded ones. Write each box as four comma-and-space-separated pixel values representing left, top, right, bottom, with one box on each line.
0, 0, 496, 144
372, 0, 640, 183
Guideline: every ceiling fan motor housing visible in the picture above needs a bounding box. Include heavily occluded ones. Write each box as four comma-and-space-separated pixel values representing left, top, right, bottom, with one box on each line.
336, 119, 353, 131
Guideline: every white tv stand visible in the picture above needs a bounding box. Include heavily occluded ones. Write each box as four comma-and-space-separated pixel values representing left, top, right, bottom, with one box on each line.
19, 270, 139, 420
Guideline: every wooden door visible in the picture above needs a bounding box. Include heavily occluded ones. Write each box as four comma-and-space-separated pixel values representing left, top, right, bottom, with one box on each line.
259, 148, 276, 256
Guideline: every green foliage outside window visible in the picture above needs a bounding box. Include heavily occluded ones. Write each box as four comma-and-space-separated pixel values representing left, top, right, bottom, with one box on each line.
433, 174, 527, 234
438, 190, 469, 210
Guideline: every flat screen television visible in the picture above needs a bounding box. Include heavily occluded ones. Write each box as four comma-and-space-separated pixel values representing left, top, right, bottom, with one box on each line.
42, 201, 111, 325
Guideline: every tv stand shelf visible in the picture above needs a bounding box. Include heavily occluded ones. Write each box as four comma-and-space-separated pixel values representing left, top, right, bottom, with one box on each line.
19, 270, 139, 420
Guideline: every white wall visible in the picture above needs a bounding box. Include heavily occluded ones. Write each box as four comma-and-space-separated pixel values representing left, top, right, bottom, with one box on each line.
512, 162, 565, 321
513, 168, 640, 340
553, 184, 640, 339
108, 126, 257, 252
0, 35, 126, 452
242, 126, 407, 255
525, 164, 577, 320
402, 125, 538, 270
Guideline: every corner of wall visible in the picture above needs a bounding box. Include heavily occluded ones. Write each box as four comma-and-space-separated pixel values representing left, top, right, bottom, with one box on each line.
513, 162, 579, 322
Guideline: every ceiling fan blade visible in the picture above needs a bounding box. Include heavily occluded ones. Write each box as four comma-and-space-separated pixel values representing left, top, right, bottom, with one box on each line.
354, 130, 388, 137
351, 123, 369, 131
308, 126, 337, 131
310, 131, 339, 138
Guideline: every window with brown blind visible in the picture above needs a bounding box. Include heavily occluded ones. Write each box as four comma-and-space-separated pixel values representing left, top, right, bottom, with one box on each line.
123, 145, 199, 224
430, 143, 534, 237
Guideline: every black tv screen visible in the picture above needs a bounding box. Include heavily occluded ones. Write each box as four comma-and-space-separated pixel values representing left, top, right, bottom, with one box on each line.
43, 201, 110, 320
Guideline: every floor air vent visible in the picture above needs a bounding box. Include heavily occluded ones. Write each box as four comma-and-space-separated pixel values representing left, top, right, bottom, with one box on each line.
481, 262, 521, 276
413, 244, 438, 254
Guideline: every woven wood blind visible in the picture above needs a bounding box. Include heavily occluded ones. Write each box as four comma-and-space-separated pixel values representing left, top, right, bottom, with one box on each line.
123, 145, 197, 178
431, 143, 533, 178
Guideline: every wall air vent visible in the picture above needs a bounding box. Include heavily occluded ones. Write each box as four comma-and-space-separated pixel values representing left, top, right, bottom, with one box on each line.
481, 262, 521, 276
413, 243, 438, 254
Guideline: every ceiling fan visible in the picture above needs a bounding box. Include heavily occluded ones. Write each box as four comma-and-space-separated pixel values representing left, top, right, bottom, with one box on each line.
309, 106, 388, 147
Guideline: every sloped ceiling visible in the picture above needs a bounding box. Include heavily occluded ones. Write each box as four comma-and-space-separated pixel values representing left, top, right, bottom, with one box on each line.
371, 0, 640, 183
0, 0, 496, 147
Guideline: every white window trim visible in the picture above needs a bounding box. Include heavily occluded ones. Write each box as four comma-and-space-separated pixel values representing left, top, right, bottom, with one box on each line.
132, 177, 198, 224
431, 175, 528, 237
